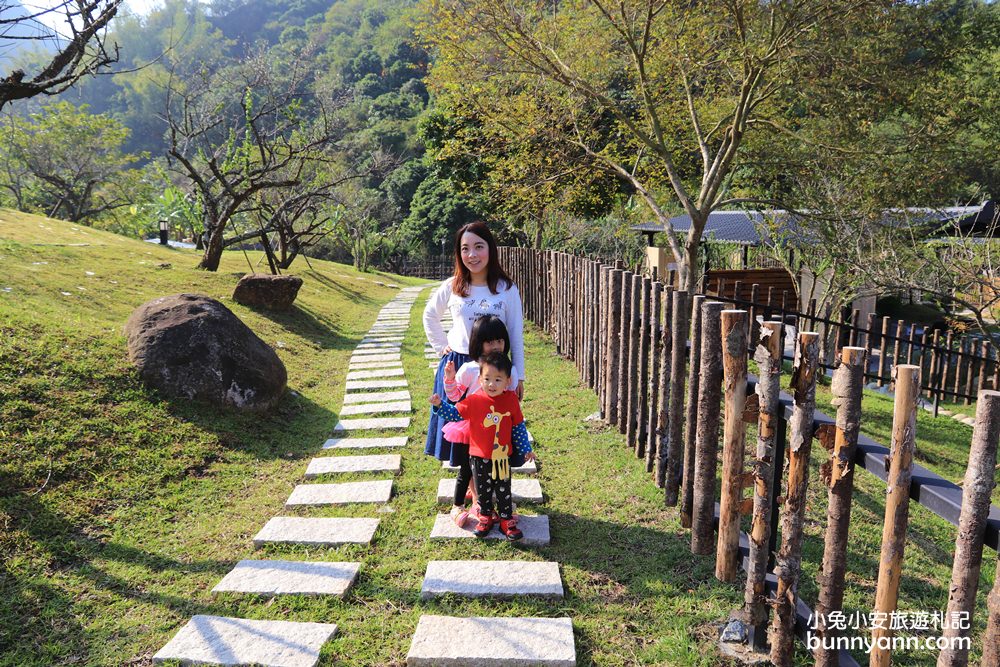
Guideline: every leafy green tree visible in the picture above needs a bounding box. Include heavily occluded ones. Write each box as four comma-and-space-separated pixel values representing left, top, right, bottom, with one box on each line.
0, 102, 144, 222
419, 0, 939, 292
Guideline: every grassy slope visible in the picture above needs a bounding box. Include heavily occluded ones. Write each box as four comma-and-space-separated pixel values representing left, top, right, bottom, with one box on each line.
0, 208, 994, 666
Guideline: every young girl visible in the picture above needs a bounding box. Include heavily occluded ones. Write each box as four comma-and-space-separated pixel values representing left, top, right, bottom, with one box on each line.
441, 315, 521, 526
423, 221, 526, 482
431, 351, 534, 540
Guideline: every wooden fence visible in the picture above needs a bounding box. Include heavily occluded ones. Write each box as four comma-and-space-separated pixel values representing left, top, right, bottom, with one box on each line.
499, 246, 1000, 666
702, 277, 998, 409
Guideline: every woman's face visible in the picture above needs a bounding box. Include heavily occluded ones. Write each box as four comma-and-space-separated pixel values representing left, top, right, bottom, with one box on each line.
482, 338, 506, 355
460, 231, 489, 277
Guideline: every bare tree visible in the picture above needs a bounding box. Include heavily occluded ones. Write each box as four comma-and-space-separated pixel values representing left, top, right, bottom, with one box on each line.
1, 0, 122, 108
163, 44, 358, 271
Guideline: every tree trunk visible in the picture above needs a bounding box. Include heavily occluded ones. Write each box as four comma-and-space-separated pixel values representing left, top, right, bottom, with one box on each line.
198, 222, 225, 271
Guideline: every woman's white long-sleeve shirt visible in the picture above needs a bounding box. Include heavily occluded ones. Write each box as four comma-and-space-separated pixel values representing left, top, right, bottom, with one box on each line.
422, 277, 526, 381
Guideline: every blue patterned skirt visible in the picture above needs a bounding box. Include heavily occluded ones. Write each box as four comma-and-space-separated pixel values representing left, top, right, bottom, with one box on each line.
424, 350, 472, 464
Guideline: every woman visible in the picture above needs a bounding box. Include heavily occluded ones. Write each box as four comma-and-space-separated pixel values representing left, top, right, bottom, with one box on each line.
423, 221, 525, 466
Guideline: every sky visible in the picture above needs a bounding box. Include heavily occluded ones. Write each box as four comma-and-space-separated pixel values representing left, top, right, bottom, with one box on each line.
17, 0, 162, 34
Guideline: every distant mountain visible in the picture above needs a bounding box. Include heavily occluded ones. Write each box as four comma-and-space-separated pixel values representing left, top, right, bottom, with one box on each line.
1, 1, 59, 70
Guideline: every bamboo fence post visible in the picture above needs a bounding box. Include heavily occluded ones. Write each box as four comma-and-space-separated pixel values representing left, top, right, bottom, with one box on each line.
741, 320, 784, 650
965, 340, 979, 406
870, 364, 920, 667
598, 265, 611, 410
863, 312, 875, 379
617, 272, 634, 434
930, 330, 941, 405
717, 310, 749, 582
771, 331, 821, 667
674, 291, 699, 507
954, 337, 966, 401
942, 331, 954, 402
625, 274, 642, 442
814, 345, 867, 667
646, 286, 673, 472
634, 276, 652, 456
749, 283, 761, 347
906, 323, 917, 366
877, 316, 891, 386
937, 389, 1000, 667
663, 290, 688, 493
979, 341, 992, 396
645, 282, 663, 467
691, 301, 725, 554
604, 270, 624, 425
892, 319, 903, 378
589, 260, 599, 387
984, 556, 1000, 667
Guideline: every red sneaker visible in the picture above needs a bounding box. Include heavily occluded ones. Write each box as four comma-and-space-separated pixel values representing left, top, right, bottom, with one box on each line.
498, 517, 523, 541
472, 512, 494, 537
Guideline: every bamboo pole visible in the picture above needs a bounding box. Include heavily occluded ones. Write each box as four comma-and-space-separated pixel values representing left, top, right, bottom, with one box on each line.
673, 292, 697, 508
652, 288, 673, 477
645, 282, 663, 470
742, 321, 784, 650
749, 283, 760, 348
937, 389, 1000, 667
691, 301, 725, 554
877, 316, 890, 386
941, 331, 954, 402
965, 340, 979, 405
771, 331, 821, 667
604, 270, 624, 425
625, 274, 642, 442
617, 271, 634, 434
870, 364, 920, 667
892, 319, 903, 380
598, 265, 611, 410
634, 276, 652, 456
814, 346, 867, 667
717, 310, 749, 582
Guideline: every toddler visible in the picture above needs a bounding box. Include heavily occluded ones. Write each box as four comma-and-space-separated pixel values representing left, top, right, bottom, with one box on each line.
431, 351, 534, 540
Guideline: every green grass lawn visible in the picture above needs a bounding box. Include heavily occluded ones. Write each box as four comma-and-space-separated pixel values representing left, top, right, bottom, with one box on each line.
0, 209, 995, 666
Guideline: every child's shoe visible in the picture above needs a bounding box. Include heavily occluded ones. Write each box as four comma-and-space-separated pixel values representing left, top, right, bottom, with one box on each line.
498, 517, 523, 541
472, 512, 495, 537
450, 505, 471, 528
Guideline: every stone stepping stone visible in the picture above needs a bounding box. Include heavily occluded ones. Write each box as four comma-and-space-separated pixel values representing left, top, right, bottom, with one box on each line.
285, 480, 393, 507
420, 560, 563, 599
349, 352, 400, 363
355, 342, 402, 351
437, 478, 543, 504
352, 348, 402, 358
333, 416, 410, 431
322, 436, 408, 450
153, 615, 337, 667
428, 362, 438, 369
348, 361, 403, 371
443, 460, 537, 475
362, 336, 403, 343
253, 517, 379, 547
346, 368, 404, 381
345, 379, 408, 391
430, 513, 550, 546
406, 615, 574, 667
339, 400, 411, 416
305, 454, 401, 477
343, 390, 410, 404
212, 560, 360, 597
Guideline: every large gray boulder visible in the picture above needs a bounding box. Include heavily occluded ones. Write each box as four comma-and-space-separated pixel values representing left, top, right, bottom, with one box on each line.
124, 293, 287, 410
232, 273, 303, 310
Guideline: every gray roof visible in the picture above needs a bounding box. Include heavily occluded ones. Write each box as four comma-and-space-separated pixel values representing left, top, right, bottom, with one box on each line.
631, 206, 984, 246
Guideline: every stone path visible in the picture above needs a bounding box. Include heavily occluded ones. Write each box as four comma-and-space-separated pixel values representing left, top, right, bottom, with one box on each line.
156, 286, 426, 666
155, 283, 575, 665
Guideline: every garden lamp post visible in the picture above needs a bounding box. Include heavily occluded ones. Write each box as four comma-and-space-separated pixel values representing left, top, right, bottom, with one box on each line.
158, 219, 169, 245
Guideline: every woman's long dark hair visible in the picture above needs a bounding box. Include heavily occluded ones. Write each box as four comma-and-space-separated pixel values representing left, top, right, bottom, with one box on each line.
451, 220, 513, 296
468, 315, 511, 361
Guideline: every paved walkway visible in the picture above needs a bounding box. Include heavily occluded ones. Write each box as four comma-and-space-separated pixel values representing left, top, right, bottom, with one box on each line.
153, 285, 576, 666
